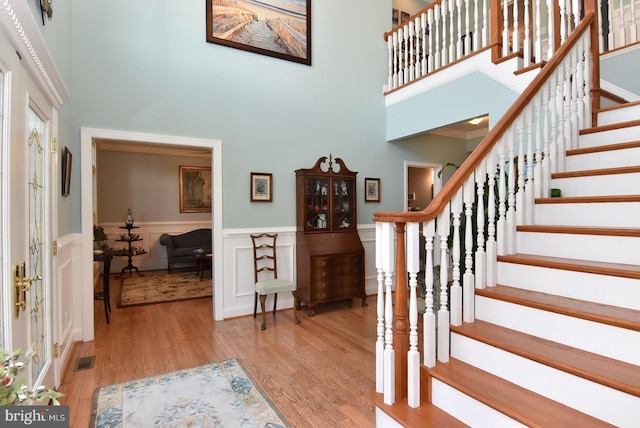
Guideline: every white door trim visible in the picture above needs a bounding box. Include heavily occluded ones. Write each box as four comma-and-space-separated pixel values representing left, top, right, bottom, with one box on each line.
80, 128, 223, 341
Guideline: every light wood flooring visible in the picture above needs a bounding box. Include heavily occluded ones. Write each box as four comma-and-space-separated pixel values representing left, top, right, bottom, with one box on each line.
58, 271, 377, 427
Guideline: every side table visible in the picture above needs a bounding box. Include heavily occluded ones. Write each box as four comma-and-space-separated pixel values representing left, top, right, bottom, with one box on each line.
93, 251, 113, 324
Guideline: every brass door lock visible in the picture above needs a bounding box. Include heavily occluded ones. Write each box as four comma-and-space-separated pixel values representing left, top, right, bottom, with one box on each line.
13, 261, 42, 318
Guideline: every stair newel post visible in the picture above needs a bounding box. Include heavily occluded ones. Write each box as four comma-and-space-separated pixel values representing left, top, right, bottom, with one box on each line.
392, 222, 408, 401
533, 95, 544, 199
375, 222, 386, 394
381, 222, 396, 405
475, 162, 486, 291
423, 220, 436, 368
406, 222, 421, 408
437, 205, 451, 363
485, 153, 497, 286
506, 128, 517, 254
463, 176, 476, 323
451, 191, 463, 327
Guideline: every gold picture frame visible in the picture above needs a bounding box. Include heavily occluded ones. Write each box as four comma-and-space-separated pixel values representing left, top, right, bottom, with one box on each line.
251, 172, 272, 202
179, 166, 212, 213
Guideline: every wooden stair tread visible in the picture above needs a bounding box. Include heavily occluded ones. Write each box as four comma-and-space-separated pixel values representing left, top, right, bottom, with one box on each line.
426, 357, 614, 427
535, 194, 640, 204
497, 253, 640, 279
371, 390, 468, 427
551, 165, 640, 179
517, 224, 640, 237
477, 284, 640, 331
451, 318, 640, 397
567, 140, 640, 156
579, 118, 640, 135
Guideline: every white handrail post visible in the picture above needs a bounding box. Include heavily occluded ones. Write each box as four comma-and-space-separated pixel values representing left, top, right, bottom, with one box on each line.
375, 222, 385, 394
463, 176, 476, 323
437, 205, 451, 363
450, 192, 463, 327
406, 222, 421, 408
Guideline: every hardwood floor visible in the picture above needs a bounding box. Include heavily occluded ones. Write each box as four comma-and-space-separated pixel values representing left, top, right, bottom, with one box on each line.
58, 271, 377, 427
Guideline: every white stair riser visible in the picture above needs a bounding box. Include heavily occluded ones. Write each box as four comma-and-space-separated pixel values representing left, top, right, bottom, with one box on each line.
579, 125, 640, 148
475, 296, 640, 365
550, 172, 640, 197
515, 231, 639, 265
597, 104, 640, 126
535, 201, 640, 227
496, 261, 640, 310
565, 147, 640, 170
431, 378, 526, 428
451, 333, 640, 428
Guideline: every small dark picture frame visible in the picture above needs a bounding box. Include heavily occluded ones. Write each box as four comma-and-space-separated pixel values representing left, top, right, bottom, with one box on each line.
365, 178, 380, 202
251, 172, 272, 202
62, 146, 72, 197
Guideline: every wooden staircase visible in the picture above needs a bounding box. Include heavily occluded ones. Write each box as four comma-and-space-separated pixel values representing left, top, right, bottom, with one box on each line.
374, 103, 640, 427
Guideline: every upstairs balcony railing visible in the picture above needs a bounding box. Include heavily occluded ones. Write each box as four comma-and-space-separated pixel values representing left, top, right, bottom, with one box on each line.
374, 0, 600, 408
384, 0, 637, 92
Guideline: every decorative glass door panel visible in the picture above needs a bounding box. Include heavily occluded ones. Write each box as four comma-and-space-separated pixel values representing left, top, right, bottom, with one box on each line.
304, 177, 329, 230
27, 106, 48, 384
332, 179, 354, 230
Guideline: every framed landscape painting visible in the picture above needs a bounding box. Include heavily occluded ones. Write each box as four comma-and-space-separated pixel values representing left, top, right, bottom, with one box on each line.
180, 166, 212, 213
206, 0, 311, 65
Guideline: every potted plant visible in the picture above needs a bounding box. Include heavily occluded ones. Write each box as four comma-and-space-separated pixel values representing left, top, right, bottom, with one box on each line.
1, 347, 63, 405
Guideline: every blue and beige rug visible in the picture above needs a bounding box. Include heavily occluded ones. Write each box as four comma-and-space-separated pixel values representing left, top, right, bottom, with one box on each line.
91, 359, 288, 427
118, 272, 212, 307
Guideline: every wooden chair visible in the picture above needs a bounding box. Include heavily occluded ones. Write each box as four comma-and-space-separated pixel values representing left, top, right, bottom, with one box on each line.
251, 233, 300, 330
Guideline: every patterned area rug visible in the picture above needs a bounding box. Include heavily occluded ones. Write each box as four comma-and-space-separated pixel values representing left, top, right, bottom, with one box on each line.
118, 272, 212, 307
90, 359, 289, 427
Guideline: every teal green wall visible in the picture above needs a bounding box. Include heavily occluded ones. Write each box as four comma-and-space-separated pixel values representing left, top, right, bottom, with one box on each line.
600, 47, 640, 97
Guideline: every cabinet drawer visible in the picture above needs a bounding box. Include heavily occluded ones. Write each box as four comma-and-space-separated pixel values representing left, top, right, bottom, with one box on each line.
337, 287, 362, 297
335, 276, 362, 288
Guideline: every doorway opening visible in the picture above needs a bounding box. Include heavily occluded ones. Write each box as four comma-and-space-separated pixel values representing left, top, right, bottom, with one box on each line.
80, 128, 223, 342
405, 161, 442, 212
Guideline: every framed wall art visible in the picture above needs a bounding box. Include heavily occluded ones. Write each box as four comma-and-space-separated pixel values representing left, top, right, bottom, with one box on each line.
251, 172, 272, 202
179, 166, 212, 213
206, 0, 312, 65
62, 146, 72, 197
365, 178, 380, 202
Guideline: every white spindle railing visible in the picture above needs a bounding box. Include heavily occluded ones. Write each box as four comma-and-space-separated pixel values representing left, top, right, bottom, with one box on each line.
385, 0, 640, 92
375, 17, 594, 407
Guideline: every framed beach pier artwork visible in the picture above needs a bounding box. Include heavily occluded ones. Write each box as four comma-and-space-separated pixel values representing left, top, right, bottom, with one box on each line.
206, 0, 311, 65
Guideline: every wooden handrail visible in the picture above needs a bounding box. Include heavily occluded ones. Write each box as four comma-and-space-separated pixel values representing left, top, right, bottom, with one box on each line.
374, 10, 597, 225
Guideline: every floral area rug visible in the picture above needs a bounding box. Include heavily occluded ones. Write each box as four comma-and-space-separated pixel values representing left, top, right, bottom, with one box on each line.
90, 359, 289, 427
118, 272, 212, 307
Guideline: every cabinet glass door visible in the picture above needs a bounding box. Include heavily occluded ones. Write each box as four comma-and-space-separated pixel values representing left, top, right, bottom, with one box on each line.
304, 178, 329, 230
332, 178, 355, 230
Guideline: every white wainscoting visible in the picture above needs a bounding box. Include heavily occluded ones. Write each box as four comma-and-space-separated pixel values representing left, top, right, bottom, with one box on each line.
99, 221, 212, 273
221, 225, 378, 320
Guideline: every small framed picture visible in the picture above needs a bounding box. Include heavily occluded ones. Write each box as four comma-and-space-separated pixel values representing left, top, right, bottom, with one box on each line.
392, 8, 399, 25
401, 11, 410, 24
251, 172, 272, 202
365, 177, 380, 202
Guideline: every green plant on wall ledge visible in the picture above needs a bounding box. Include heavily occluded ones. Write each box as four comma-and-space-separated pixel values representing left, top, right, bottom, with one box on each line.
1, 347, 64, 405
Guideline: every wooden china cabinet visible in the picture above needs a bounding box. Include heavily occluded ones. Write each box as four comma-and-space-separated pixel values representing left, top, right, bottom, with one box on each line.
295, 155, 367, 316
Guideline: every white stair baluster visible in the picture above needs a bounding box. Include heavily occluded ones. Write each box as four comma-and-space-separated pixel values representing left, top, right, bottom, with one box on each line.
524, 0, 531, 66
423, 220, 436, 368
463, 177, 476, 323
375, 223, 385, 394
475, 161, 486, 290
406, 222, 420, 408
450, 192, 463, 327
437, 205, 451, 363
382, 222, 395, 405
503, 0, 510, 55
485, 151, 498, 286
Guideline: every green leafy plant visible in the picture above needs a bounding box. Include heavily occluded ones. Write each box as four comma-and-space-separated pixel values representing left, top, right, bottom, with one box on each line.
1, 347, 64, 405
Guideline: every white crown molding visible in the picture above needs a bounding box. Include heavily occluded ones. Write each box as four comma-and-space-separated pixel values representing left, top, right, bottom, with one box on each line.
0, 0, 69, 106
